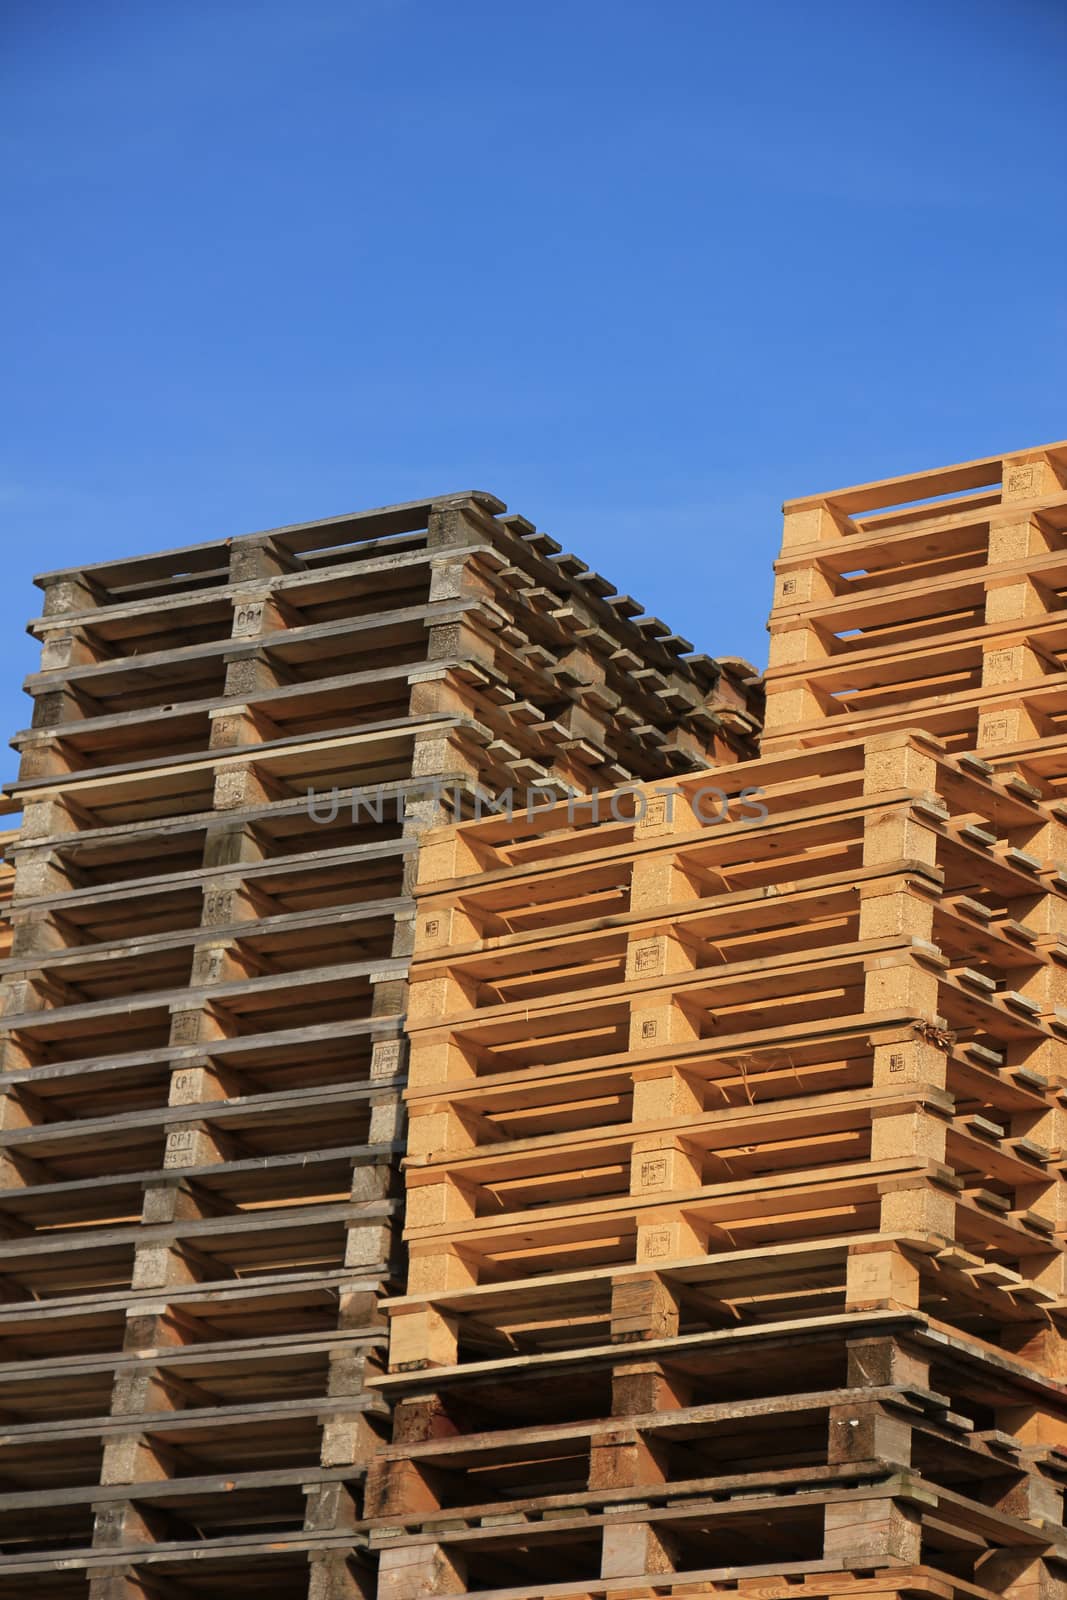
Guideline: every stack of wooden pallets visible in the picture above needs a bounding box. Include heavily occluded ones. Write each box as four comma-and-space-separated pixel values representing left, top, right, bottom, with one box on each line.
763, 443, 1067, 770
370, 443, 1067, 1600
0, 494, 758, 1599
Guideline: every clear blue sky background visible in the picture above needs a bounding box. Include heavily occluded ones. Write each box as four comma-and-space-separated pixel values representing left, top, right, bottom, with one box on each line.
3, 0, 1065, 775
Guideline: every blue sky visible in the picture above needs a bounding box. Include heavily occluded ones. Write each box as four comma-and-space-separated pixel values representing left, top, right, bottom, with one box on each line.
3, 0, 1065, 770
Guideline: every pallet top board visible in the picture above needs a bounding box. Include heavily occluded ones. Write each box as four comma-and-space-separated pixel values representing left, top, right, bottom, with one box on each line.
27, 540, 440, 645
32, 491, 495, 590
782, 438, 1067, 519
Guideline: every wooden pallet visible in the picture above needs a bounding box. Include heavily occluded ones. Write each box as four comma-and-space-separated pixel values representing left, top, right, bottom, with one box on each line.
364, 1309, 1067, 1596
762, 442, 1067, 780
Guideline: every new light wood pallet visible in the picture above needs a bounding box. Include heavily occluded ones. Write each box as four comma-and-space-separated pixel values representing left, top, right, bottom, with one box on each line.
0, 496, 758, 1599
764, 441, 1067, 782
369, 730, 1067, 1599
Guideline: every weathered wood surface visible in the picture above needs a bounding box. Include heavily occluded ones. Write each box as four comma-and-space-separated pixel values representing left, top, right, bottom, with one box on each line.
0, 491, 759, 1595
